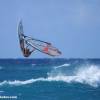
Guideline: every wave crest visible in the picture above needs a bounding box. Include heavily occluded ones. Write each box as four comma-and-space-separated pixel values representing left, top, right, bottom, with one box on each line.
54, 63, 70, 69
0, 65, 100, 87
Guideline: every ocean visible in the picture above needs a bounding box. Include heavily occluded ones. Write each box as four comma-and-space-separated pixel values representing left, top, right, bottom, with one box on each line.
0, 58, 100, 100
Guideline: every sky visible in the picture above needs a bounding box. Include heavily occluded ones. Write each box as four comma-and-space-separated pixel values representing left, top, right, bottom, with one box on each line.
0, 0, 100, 58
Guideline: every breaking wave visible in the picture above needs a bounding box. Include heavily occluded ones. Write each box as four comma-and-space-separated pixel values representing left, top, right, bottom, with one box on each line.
0, 65, 100, 87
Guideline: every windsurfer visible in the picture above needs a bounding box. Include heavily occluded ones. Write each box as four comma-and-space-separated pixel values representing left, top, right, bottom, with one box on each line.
23, 48, 34, 57
18, 20, 62, 57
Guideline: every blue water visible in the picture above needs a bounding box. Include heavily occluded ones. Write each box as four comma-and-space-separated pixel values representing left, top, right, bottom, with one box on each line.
0, 58, 100, 100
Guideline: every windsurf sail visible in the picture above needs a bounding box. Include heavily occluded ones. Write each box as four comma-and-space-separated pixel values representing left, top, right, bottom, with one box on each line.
18, 21, 35, 57
18, 20, 61, 57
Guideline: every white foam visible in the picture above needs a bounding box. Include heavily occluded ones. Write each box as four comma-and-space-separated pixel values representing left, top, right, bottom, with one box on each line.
0, 91, 4, 93
49, 65, 100, 87
0, 78, 45, 86
0, 65, 100, 87
31, 64, 36, 66
54, 63, 70, 69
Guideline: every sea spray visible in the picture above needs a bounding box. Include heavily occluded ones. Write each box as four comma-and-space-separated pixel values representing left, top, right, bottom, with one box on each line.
0, 65, 100, 87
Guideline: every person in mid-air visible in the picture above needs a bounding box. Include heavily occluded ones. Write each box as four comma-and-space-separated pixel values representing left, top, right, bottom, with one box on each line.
20, 39, 34, 57
23, 40, 35, 57
23, 48, 33, 57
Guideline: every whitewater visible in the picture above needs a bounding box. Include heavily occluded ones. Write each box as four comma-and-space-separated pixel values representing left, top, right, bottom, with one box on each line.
0, 64, 100, 87
0, 59, 100, 100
